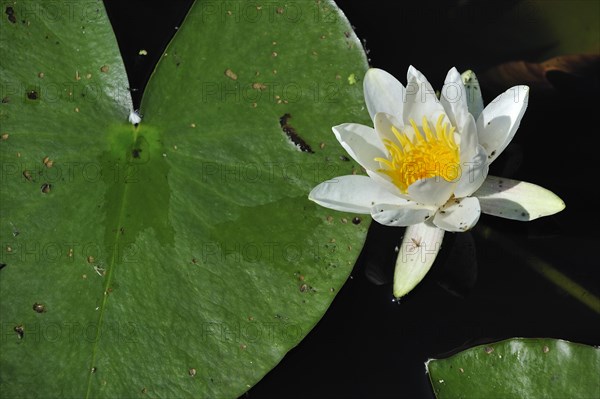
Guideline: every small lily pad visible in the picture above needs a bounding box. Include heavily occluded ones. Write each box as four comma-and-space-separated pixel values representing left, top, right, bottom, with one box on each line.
427, 338, 600, 399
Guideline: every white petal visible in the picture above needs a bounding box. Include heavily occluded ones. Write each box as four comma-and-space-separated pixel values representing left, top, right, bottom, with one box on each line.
366, 169, 410, 199
433, 197, 481, 232
474, 175, 565, 221
454, 144, 489, 198
476, 85, 529, 164
309, 175, 407, 214
461, 70, 484, 121
457, 114, 478, 169
441, 67, 469, 129
364, 68, 406, 122
370, 203, 436, 227
374, 112, 405, 144
332, 123, 386, 172
403, 66, 446, 126
408, 177, 455, 207
393, 222, 445, 298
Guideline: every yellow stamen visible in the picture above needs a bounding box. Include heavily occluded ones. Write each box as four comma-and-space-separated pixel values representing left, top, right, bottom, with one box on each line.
374, 115, 460, 193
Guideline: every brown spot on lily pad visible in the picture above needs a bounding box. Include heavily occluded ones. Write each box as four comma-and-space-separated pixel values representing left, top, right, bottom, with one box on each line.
252, 82, 267, 91
42, 156, 53, 168
224, 68, 238, 80
33, 302, 46, 313
5, 6, 16, 23
14, 325, 24, 339
26, 90, 39, 100
41, 183, 52, 194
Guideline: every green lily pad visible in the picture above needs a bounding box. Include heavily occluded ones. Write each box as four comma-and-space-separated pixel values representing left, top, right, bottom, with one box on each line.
427, 338, 600, 399
0, 1, 369, 397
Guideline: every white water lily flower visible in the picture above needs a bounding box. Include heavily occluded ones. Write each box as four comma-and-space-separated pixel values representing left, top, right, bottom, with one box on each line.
309, 66, 565, 298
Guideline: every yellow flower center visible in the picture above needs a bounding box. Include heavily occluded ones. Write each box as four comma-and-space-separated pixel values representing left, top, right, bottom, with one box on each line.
375, 115, 460, 193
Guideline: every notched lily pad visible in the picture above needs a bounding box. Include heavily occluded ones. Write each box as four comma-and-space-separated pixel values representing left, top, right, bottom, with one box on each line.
0, 1, 370, 398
